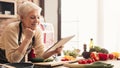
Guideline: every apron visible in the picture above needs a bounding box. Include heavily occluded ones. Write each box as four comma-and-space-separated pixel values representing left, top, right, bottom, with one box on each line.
18, 22, 35, 62
0, 48, 8, 63
0, 22, 35, 63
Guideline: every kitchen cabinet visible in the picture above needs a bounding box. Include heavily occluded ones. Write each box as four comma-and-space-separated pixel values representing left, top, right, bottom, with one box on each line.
0, 0, 17, 18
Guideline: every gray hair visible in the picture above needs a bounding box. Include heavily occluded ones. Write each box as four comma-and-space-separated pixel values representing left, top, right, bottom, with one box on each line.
17, 1, 42, 17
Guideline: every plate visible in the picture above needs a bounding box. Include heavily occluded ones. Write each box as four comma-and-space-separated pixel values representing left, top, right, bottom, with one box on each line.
6, 63, 34, 68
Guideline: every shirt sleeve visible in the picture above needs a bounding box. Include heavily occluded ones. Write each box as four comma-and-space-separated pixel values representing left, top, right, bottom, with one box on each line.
2, 23, 25, 63
34, 28, 45, 58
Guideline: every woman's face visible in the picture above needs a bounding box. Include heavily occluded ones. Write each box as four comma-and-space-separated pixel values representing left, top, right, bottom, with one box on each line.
22, 10, 40, 30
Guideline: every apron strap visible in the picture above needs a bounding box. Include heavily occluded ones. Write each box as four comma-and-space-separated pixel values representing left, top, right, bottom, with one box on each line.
18, 22, 35, 62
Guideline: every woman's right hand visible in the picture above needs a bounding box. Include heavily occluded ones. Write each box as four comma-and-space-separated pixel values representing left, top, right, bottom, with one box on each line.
24, 28, 35, 40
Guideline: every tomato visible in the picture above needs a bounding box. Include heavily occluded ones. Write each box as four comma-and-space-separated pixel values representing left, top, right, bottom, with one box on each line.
86, 59, 93, 64
90, 52, 99, 61
91, 58, 95, 62
98, 53, 108, 60
61, 58, 69, 61
108, 54, 114, 59
78, 59, 87, 64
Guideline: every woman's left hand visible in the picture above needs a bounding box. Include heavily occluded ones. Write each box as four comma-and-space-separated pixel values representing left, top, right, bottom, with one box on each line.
54, 46, 64, 54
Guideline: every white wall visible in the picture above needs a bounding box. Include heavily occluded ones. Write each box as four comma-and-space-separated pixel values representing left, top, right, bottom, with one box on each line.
44, 0, 58, 42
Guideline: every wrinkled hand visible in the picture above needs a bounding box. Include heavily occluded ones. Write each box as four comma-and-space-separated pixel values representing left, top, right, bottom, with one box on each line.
24, 28, 35, 40
54, 46, 64, 54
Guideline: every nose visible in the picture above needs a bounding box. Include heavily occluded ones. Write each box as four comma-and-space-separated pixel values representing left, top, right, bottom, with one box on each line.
34, 18, 40, 23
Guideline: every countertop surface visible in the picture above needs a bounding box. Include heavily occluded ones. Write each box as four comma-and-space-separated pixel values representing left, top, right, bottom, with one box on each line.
0, 58, 119, 68
34, 59, 120, 68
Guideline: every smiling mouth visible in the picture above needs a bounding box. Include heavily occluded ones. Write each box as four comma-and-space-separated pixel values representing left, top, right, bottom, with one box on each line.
32, 24, 37, 26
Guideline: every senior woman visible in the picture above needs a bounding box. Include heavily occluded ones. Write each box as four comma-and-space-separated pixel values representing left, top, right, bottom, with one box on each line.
0, 1, 63, 63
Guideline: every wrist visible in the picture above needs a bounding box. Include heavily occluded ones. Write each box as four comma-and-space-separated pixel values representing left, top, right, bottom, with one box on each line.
25, 36, 33, 40
22, 38, 32, 46
24, 38, 31, 42
52, 50, 58, 54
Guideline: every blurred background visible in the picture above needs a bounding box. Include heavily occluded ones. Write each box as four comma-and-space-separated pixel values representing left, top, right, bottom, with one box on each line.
0, 0, 120, 53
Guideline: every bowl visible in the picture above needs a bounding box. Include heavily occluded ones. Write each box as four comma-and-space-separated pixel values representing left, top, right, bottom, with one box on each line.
6, 63, 34, 68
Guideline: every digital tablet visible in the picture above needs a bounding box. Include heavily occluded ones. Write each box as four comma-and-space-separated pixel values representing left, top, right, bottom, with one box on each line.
45, 35, 75, 52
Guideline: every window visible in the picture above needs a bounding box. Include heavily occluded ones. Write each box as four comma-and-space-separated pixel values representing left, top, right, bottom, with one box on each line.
61, 0, 120, 52
61, 0, 98, 51
103, 0, 120, 52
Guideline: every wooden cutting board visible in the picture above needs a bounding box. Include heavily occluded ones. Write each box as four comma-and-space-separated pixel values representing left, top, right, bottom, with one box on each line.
33, 59, 78, 67
100, 60, 120, 68
63, 60, 120, 68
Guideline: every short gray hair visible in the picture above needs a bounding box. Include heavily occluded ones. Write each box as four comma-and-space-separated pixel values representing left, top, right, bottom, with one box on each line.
17, 1, 42, 17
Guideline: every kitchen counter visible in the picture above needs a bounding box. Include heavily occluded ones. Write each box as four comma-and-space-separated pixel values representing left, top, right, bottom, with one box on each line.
0, 58, 119, 68
33, 60, 77, 68
100, 60, 120, 68
34, 60, 120, 68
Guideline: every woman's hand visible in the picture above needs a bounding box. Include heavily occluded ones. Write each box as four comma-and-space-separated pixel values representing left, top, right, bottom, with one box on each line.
42, 46, 64, 59
54, 46, 64, 54
24, 28, 35, 40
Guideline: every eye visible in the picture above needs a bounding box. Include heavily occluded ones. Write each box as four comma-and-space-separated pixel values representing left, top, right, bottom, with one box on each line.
30, 16, 40, 20
30, 16, 35, 19
37, 16, 40, 19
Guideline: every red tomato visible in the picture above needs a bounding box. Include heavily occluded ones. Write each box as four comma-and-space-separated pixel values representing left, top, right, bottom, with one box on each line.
78, 59, 87, 64
108, 54, 114, 59
98, 53, 108, 60
90, 52, 99, 61
91, 58, 95, 62
86, 59, 93, 64
61, 58, 69, 61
